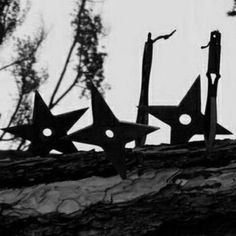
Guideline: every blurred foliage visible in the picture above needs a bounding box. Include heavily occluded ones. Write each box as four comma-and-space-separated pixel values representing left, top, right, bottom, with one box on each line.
72, 5, 108, 97
49, 0, 108, 109
10, 27, 48, 126
0, 0, 29, 45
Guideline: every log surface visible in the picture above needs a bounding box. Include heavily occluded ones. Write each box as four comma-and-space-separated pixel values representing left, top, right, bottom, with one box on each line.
0, 139, 236, 235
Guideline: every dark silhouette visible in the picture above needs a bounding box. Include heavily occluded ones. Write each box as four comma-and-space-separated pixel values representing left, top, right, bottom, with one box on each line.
135, 30, 176, 147
65, 82, 158, 179
2, 92, 88, 155
228, 0, 236, 16
202, 31, 222, 154
0, 0, 107, 151
139, 77, 231, 144
0, 0, 27, 45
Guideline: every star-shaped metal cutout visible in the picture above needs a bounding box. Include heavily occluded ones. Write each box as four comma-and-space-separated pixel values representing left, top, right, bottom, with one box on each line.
139, 76, 232, 145
65, 83, 158, 179
2, 91, 88, 155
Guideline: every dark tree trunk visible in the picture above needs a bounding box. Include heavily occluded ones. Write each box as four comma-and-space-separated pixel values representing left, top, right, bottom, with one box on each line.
0, 139, 236, 235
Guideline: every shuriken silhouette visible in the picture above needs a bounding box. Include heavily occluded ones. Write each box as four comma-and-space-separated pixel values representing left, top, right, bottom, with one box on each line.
2, 91, 88, 155
65, 83, 158, 179
139, 76, 232, 145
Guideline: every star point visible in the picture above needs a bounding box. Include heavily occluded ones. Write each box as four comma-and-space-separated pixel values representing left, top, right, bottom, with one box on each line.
66, 83, 158, 179
2, 91, 88, 155
140, 76, 231, 144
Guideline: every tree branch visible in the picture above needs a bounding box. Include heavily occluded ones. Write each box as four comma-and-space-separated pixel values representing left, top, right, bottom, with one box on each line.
0, 57, 29, 72
48, 0, 87, 109
50, 48, 84, 107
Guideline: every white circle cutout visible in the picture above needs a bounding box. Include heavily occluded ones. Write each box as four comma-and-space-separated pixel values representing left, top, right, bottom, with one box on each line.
179, 114, 192, 125
42, 128, 53, 137
105, 129, 114, 138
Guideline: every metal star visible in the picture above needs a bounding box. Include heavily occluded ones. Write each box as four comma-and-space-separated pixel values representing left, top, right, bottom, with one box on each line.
65, 83, 158, 179
2, 91, 88, 155
140, 76, 231, 145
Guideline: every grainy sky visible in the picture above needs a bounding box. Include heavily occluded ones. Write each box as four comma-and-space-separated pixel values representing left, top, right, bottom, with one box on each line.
0, 0, 235, 150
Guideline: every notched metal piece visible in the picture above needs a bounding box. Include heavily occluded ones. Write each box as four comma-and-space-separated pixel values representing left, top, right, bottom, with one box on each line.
66, 82, 158, 179
140, 76, 231, 145
2, 91, 88, 155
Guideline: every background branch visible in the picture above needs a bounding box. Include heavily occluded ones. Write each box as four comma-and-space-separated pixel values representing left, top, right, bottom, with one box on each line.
48, 0, 87, 109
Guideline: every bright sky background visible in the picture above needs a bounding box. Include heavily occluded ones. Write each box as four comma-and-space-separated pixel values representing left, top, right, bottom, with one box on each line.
0, 0, 235, 150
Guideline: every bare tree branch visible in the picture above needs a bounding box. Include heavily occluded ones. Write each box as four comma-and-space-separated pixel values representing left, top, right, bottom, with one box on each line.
0, 57, 29, 72
48, 0, 87, 109
50, 45, 84, 107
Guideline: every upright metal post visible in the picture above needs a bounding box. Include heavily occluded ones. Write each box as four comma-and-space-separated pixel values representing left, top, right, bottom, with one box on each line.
135, 30, 176, 147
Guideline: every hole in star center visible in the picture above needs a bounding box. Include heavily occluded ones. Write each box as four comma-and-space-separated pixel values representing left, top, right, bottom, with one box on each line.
105, 129, 114, 138
42, 128, 53, 137
179, 114, 192, 125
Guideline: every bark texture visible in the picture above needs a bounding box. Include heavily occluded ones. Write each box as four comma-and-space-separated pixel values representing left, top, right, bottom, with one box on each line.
0, 139, 236, 235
